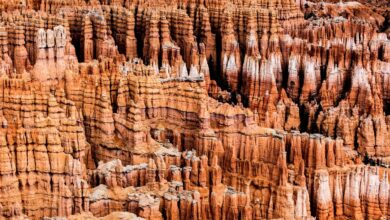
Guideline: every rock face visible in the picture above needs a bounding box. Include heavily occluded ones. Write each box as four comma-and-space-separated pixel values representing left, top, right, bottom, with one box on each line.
0, 0, 389, 220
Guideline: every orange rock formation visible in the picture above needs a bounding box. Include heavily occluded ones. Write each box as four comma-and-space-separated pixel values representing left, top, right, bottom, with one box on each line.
0, 0, 389, 219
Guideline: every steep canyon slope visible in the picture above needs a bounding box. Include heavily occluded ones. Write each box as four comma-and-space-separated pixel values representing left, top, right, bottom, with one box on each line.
0, 0, 389, 219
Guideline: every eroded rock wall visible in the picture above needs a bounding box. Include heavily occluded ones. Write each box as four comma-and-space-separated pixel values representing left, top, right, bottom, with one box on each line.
0, 0, 388, 219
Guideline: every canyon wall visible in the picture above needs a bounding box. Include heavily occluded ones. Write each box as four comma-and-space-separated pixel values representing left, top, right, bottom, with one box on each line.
0, 0, 389, 219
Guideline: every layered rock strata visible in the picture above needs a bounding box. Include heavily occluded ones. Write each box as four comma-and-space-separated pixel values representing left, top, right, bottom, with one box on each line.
0, 0, 388, 219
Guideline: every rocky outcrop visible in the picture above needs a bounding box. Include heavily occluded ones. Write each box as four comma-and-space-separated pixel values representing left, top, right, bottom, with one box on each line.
0, 0, 388, 220
0, 78, 89, 219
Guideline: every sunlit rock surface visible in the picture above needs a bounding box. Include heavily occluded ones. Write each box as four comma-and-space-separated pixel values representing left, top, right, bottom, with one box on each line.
0, 0, 389, 219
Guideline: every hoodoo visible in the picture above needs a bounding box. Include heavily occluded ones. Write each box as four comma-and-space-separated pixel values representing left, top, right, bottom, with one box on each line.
0, 0, 388, 219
